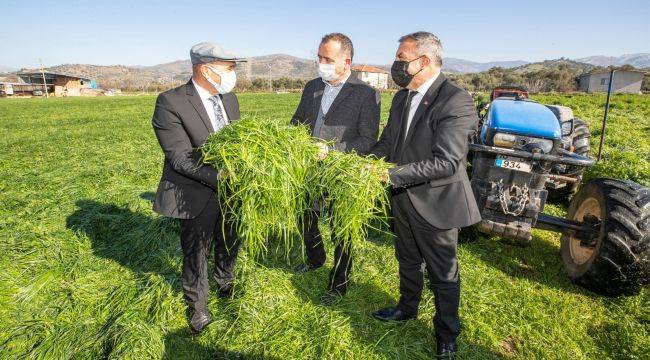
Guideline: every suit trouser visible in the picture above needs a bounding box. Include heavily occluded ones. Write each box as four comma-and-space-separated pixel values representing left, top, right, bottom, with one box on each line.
302, 209, 352, 293
179, 197, 239, 312
391, 190, 461, 344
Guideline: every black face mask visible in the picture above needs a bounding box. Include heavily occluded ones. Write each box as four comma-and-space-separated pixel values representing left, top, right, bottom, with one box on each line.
391, 56, 424, 88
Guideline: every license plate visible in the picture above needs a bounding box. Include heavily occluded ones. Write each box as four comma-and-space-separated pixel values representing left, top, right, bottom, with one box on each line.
495, 155, 532, 172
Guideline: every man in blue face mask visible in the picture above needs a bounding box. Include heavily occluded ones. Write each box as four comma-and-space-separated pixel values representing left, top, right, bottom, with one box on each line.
291, 33, 381, 302
151, 42, 246, 333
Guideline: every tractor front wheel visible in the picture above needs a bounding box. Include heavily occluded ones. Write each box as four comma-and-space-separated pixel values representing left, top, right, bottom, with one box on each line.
560, 178, 649, 296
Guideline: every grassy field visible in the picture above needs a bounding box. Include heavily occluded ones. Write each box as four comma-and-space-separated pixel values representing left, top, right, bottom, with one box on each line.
0, 92, 648, 359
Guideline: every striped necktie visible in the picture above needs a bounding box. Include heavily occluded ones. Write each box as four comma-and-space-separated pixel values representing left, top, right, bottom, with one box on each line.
208, 95, 228, 132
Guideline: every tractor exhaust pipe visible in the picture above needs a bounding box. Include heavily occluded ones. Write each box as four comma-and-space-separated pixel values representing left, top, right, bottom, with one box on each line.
596, 69, 615, 162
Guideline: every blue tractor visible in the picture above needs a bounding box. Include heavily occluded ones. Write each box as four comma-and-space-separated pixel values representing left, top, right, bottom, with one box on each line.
469, 83, 649, 296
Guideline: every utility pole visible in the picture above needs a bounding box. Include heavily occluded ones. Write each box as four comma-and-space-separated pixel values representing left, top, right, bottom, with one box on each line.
268, 64, 272, 93
596, 69, 615, 162
39, 58, 48, 98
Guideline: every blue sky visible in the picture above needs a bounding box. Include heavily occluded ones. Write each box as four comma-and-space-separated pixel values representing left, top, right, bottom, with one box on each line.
1, 0, 648, 68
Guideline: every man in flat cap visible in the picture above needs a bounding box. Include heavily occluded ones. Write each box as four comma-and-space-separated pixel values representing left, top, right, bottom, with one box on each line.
151, 42, 246, 333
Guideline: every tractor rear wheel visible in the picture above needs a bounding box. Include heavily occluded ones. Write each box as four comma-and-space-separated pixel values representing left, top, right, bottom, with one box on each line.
560, 178, 649, 296
548, 118, 591, 201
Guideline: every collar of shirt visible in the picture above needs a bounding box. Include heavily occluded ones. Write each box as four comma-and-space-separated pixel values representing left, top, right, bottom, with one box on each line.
403, 71, 441, 140
191, 78, 229, 130
414, 71, 440, 97
192, 78, 214, 101
408, 71, 440, 113
322, 71, 351, 89
320, 71, 351, 116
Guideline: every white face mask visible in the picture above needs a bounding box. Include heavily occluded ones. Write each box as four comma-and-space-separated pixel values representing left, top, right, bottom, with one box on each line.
205, 66, 237, 94
318, 62, 339, 82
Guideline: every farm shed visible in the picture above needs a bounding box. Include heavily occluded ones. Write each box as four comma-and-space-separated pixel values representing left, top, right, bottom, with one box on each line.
0, 82, 50, 97
351, 65, 389, 90
17, 71, 98, 97
578, 70, 644, 94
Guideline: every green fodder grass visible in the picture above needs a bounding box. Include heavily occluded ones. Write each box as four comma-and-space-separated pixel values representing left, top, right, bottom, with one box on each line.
200, 116, 392, 259
315, 151, 392, 249
201, 117, 319, 259
0, 93, 648, 359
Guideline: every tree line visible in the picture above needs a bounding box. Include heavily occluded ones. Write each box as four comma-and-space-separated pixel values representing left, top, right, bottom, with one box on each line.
446, 64, 649, 93
96, 64, 648, 93
235, 77, 309, 92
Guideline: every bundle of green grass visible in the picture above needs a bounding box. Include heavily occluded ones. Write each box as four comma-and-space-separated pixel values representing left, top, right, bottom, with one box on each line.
201, 118, 391, 259
313, 151, 391, 250
201, 118, 318, 258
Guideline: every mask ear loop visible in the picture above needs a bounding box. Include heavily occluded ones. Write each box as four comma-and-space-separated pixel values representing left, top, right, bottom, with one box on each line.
408, 55, 426, 77
208, 66, 228, 91
206, 66, 220, 80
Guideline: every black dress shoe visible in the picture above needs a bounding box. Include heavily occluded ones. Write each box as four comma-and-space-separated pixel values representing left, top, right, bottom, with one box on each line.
436, 342, 457, 359
213, 273, 236, 298
217, 284, 233, 298
189, 309, 212, 333
372, 307, 416, 322
293, 263, 321, 274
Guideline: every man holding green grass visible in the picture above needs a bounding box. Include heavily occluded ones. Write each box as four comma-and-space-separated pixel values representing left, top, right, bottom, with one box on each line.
370, 32, 481, 358
151, 42, 245, 333
291, 33, 381, 300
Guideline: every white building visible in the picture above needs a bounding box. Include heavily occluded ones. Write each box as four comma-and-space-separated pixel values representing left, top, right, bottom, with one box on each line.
351, 65, 389, 90
578, 70, 644, 94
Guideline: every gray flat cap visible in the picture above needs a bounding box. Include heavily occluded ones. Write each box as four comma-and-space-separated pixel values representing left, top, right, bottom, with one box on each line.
190, 42, 247, 65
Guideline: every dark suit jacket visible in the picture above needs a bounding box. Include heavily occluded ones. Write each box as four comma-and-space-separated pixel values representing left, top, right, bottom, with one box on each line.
291, 75, 380, 154
371, 73, 481, 229
151, 80, 241, 219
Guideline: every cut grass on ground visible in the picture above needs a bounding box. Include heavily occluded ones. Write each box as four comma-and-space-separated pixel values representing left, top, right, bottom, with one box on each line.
0, 93, 648, 359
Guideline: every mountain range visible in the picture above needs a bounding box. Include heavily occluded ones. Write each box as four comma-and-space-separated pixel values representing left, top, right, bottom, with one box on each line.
443, 58, 528, 73
0, 65, 16, 73
576, 53, 650, 68
2, 53, 646, 87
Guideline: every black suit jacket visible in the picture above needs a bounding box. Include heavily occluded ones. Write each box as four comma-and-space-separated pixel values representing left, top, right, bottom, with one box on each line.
151, 80, 240, 219
371, 74, 481, 229
291, 75, 380, 154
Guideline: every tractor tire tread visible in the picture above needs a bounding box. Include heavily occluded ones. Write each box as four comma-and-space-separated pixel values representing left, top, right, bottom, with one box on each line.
562, 178, 649, 296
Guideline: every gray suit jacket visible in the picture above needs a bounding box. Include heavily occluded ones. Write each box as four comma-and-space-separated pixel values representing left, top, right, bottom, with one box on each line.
291, 75, 380, 154
151, 80, 240, 219
371, 74, 481, 229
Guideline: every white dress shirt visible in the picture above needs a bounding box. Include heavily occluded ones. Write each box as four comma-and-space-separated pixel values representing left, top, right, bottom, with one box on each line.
404, 72, 440, 140
192, 78, 229, 132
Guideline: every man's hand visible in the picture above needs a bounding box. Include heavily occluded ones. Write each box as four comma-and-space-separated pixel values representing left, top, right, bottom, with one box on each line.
315, 142, 329, 161
364, 163, 390, 183
379, 168, 389, 183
